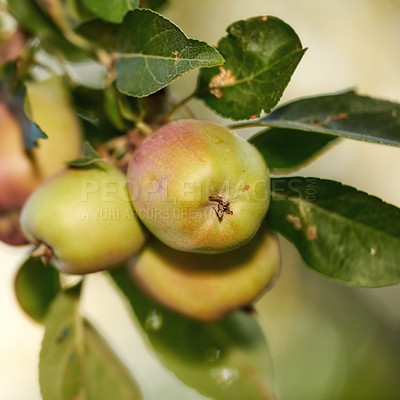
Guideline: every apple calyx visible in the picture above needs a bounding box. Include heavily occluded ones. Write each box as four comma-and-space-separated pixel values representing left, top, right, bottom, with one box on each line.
208, 194, 233, 220
30, 242, 54, 265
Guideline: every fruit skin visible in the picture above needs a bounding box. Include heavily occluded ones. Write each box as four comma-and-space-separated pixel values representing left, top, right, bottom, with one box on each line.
127, 119, 270, 254
0, 210, 28, 246
0, 76, 83, 246
0, 98, 40, 245
26, 76, 83, 179
0, 98, 40, 211
130, 224, 280, 321
20, 163, 146, 274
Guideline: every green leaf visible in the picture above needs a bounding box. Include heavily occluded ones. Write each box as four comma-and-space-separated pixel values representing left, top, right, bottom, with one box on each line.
104, 86, 129, 130
8, 0, 87, 60
197, 16, 305, 120
115, 9, 224, 97
62, 0, 95, 27
269, 177, 400, 286
83, 321, 142, 399
0, 75, 47, 148
14, 257, 61, 323
39, 284, 143, 400
8, 0, 60, 39
81, 0, 138, 23
253, 90, 400, 146
110, 267, 277, 400
76, 19, 120, 51
66, 141, 102, 167
35, 0, 94, 30
70, 86, 123, 146
250, 128, 337, 173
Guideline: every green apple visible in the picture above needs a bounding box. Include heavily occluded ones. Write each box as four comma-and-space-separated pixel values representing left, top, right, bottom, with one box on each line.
130, 224, 280, 321
26, 76, 83, 179
127, 119, 270, 253
0, 76, 83, 246
20, 162, 146, 274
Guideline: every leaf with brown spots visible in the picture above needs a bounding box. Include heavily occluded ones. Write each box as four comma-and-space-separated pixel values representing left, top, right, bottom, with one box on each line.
116, 9, 223, 97
269, 177, 400, 286
197, 16, 305, 120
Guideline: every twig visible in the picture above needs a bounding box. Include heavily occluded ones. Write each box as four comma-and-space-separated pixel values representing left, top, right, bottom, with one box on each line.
165, 91, 196, 120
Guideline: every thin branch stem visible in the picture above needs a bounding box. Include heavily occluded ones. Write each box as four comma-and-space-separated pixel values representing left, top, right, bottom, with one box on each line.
165, 91, 197, 120
136, 121, 153, 137
227, 121, 267, 130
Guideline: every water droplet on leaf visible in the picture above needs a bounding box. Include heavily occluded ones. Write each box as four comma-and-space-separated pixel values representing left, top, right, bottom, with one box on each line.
205, 348, 222, 362
145, 309, 163, 331
210, 367, 239, 386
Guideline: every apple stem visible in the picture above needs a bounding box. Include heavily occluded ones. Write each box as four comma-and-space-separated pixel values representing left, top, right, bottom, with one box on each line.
30, 242, 53, 265
136, 121, 153, 137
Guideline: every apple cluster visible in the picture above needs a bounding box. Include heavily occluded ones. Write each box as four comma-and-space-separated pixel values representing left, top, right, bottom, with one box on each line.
3, 112, 279, 320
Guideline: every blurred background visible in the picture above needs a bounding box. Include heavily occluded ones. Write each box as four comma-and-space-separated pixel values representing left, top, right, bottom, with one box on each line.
1, 0, 400, 399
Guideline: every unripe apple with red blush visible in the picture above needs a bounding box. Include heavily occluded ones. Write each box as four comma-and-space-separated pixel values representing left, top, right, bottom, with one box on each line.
0, 76, 83, 246
20, 163, 146, 274
0, 98, 40, 212
0, 98, 40, 245
131, 224, 280, 321
127, 119, 270, 254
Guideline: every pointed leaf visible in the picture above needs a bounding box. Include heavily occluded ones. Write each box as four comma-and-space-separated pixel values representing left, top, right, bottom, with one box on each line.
115, 9, 224, 97
110, 267, 277, 400
83, 320, 142, 399
0, 78, 47, 148
269, 177, 400, 286
66, 141, 102, 167
81, 0, 138, 23
250, 90, 400, 146
250, 128, 337, 173
39, 284, 143, 400
14, 257, 61, 323
39, 284, 84, 399
197, 16, 305, 120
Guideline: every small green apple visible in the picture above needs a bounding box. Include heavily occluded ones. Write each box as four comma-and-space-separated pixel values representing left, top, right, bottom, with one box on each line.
20, 162, 146, 274
26, 76, 83, 180
0, 77, 83, 246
